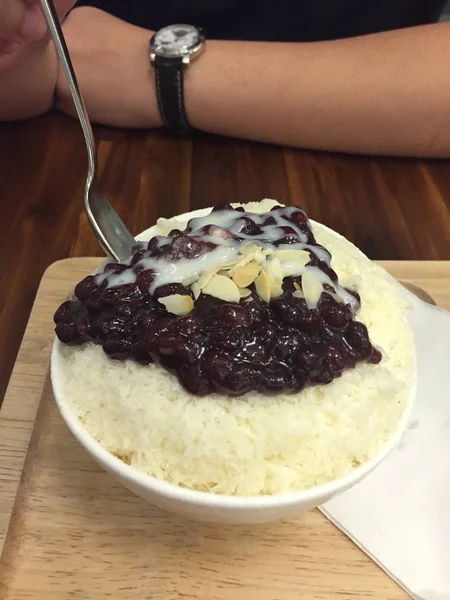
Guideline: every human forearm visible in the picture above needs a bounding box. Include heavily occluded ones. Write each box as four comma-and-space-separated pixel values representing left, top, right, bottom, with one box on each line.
56, 8, 161, 128
186, 23, 450, 157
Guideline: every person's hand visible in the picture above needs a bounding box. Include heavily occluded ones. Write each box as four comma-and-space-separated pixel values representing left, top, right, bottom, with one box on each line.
0, 0, 76, 70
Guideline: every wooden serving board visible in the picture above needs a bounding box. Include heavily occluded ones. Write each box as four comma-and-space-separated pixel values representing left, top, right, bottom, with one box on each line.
1, 258, 449, 600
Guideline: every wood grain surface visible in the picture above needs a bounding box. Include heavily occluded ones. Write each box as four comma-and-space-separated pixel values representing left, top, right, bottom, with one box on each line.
0, 257, 449, 600
1, 111, 450, 405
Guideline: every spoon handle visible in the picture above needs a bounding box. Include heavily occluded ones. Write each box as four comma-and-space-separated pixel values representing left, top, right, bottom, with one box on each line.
39, 0, 136, 263
39, 0, 97, 181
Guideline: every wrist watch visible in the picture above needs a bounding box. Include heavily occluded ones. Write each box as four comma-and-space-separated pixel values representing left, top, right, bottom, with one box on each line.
149, 24, 206, 133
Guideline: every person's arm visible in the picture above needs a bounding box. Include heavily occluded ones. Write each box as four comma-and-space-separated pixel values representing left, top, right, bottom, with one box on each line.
188, 23, 450, 157
55, 8, 450, 158
0, 0, 76, 120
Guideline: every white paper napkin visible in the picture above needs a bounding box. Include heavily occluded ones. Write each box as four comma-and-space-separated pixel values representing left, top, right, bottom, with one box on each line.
320, 295, 450, 600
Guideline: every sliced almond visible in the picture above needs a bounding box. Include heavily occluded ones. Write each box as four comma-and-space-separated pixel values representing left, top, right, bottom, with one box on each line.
239, 243, 261, 256
253, 250, 268, 264
183, 273, 201, 286
274, 249, 310, 264
239, 287, 252, 298
197, 266, 220, 289
302, 269, 323, 309
255, 270, 271, 303
191, 282, 201, 300
158, 294, 194, 316
281, 262, 306, 277
270, 282, 284, 299
232, 261, 261, 288
293, 280, 304, 298
202, 274, 240, 303
265, 257, 283, 284
217, 269, 231, 278
221, 257, 241, 269
238, 243, 272, 263
265, 257, 283, 299
230, 254, 254, 272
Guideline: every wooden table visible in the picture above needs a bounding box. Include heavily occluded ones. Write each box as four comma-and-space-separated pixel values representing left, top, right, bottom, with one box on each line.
1, 110, 450, 406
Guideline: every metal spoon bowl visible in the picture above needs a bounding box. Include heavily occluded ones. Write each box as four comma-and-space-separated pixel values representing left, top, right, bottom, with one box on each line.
400, 281, 437, 306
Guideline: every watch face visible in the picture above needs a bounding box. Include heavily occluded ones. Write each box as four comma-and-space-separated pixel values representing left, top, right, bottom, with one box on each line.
152, 24, 201, 58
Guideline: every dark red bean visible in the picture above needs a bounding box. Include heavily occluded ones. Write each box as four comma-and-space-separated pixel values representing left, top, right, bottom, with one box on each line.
55, 322, 82, 344
136, 269, 155, 293
320, 299, 349, 329
209, 328, 242, 351
178, 365, 212, 396
203, 352, 233, 384
216, 304, 251, 328
75, 276, 98, 300
153, 283, 192, 300
54, 301, 72, 324
164, 233, 205, 260
220, 365, 257, 396
104, 262, 128, 273
103, 335, 132, 360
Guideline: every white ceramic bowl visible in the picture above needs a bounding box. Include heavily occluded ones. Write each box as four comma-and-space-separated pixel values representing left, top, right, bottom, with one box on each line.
51, 207, 416, 524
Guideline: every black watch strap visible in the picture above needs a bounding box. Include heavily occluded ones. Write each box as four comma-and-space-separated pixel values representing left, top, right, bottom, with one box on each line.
154, 56, 191, 133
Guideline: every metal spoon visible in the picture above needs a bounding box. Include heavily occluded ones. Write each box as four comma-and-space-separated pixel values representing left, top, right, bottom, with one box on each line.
40, 0, 135, 262
400, 281, 437, 306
